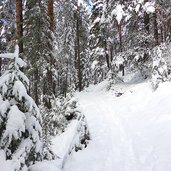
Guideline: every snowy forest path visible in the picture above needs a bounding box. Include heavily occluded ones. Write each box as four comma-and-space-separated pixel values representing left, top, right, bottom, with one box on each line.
64, 82, 171, 171
76, 91, 137, 171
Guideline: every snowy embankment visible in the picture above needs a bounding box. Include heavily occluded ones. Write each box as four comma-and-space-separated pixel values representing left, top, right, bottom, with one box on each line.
31, 80, 171, 171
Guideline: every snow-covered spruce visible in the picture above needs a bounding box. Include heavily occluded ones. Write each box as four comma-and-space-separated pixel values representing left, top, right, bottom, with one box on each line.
41, 97, 67, 139
151, 44, 168, 89
0, 46, 43, 170
42, 95, 90, 146
39, 94, 90, 169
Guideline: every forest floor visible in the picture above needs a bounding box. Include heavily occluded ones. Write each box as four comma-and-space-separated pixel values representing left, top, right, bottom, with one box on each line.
31, 75, 171, 171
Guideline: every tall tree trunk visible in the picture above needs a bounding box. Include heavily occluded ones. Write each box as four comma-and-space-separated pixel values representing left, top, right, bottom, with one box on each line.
0, 43, 1, 76
160, 25, 163, 42
153, 12, 159, 46
34, 67, 39, 105
167, 17, 171, 40
144, 12, 150, 34
104, 40, 110, 69
76, 14, 82, 92
48, 0, 54, 32
118, 23, 124, 75
144, 0, 150, 34
74, 39, 77, 69
46, 0, 55, 108
16, 0, 23, 53
0, 58, 1, 76
110, 45, 113, 63
118, 24, 122, 52
163, 24, 167, 41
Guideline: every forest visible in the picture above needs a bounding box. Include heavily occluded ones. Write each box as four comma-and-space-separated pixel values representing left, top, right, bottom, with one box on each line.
0, 0, 171, 171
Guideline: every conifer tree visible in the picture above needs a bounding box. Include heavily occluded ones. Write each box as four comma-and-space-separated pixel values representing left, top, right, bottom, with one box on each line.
0, 45, 43, 170
24, 0, 57, 108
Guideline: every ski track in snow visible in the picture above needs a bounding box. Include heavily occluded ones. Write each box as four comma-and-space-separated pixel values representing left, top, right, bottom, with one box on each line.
64, 81, 171, 171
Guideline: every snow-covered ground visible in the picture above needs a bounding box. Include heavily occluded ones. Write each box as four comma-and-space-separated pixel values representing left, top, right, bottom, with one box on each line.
31, 79, 171, 171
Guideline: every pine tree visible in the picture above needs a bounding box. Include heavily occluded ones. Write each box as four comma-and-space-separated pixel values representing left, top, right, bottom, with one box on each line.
0, 45, 43, 170
55, 1, 78, 96
24, 0, 57, 108
89, 0, 109, 84
74, 2, 90, 91
55, 1, 90, 94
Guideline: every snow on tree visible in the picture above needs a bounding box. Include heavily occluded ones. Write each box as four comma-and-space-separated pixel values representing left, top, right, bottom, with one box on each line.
55, 1, 76, 96
0, 0, 16, 51
0, 0, 16, 76
24, 0, 57, 108
111, 4, 125, 25
0, 45, 43, 170
55, 0, 90, 93
143, 1, 155, 14
89, 0, 109, 84
152, 44, 168, 89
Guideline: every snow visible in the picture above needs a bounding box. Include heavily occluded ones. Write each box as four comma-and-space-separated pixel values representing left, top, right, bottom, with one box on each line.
0, 45, 43, 170
2, 105, 26, 141
144, 2, 155, 14
29, 160, 61, 171
93, 17, 100, 24
14, 44, 19, 58
13, 80, 28, 101
0, 99, 10, 117
52, 120, 79, 167
0, 53, 16, 59
29, 120, 82, 171
1, 62, 171, 171
112, 4, 125, 24
0, 151, 14, 171
63, 80, 171, 171
0, 45, 26, 68
0, 45, 19, 60
29, 78, 171, 171
91, 60, 98, 69
135, 3, 141, 13
77, 0, 83, 6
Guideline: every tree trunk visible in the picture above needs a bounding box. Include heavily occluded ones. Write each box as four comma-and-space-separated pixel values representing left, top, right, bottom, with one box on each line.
34, 67, 39, 105
167, 17, 171, 40
45, 0, 55, 108
144, 0, 150, 34
0, 43, 1, 76
144, 12, 150, 34
48, 0, 54, 32
104, 40, 110, 69
118, 24, 122, 52
160, 25, 163, 42
76, 13, 82, 92
153, 12, 159, 46
43, 69, 53, 109
0, 58, 1, 76
16, 0, 23, 53
110, 45, 113, 63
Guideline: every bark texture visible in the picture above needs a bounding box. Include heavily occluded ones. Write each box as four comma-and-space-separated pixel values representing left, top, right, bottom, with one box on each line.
48, 0, 54, 32
16, 0, 23, 53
